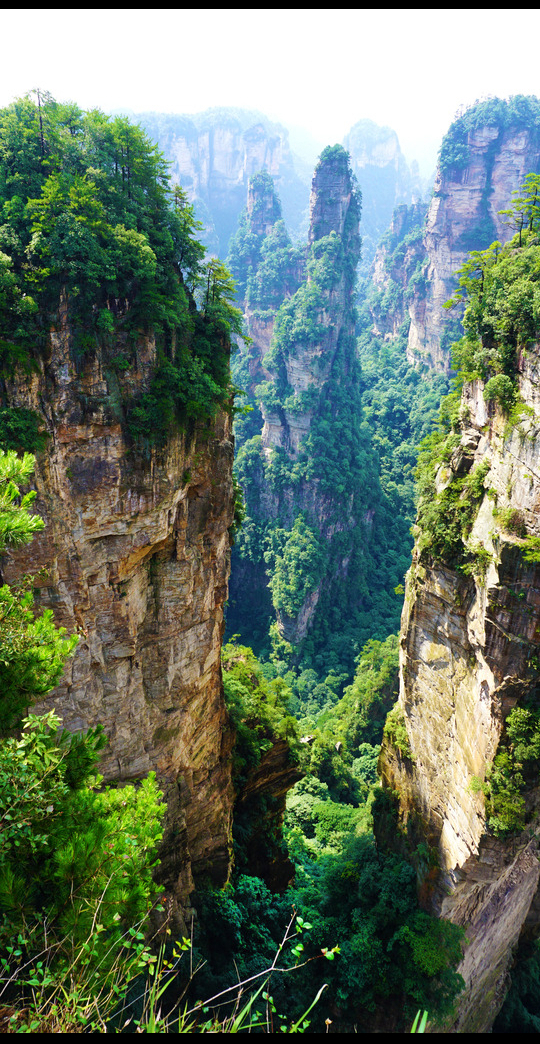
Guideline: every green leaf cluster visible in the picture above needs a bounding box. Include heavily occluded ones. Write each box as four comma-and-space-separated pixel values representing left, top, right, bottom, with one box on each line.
438, 96, 540, 176
0, 93, 243, 443
383, 704, 413, 758
0, 708, 165, 996
286, 834, 464, 1030
223, 641, 299, 784
472, 705, 540, 836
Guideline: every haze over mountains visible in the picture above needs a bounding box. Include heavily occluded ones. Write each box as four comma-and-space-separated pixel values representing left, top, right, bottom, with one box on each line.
113, 105, 430, 269
4, 87, 540, 1032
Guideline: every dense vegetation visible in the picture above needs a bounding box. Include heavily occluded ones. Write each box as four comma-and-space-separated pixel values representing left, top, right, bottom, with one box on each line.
0, 92, 243, 449
228, 152, 411, 682
10, 93, 540, 1032
0, 450, 166, 1031
187, 637, 464, 1032
414, 177, 540, 575
438, 95, 540, 177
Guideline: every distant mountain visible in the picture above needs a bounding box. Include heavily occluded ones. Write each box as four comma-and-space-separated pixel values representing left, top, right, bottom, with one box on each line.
121, 107, 310, 255
343, 119, 424, 274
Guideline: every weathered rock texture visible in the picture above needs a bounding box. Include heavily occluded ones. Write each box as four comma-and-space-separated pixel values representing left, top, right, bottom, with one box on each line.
343, 119, 423, 274
2, 304, 236, 914
235, 738, 303, 891
380, 344, 540, 1031
406, 123, 540, 371
261, 149, 360, 460
132, 108, 309, 254
370, 201, 428, 339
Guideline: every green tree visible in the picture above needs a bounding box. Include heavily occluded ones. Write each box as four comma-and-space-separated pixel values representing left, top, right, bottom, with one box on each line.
0, 448, 44, 551
0, 452, 165, 1026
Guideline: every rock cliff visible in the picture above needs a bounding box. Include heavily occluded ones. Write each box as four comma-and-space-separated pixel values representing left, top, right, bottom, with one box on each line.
343, 119, 423, 274
229, 148, 404, 669
131, 108, 310, 255
405, 100, 540, 371
380, 336, 540, 1028
262, 144, 360, 461
2, 306, 236, 918
229, 147, 363, 649
370, 201, 428, 339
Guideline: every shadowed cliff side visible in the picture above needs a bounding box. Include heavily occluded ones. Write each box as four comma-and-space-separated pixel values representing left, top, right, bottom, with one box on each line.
228, 149, 408, 673
2, 305, 236, 920
379, 224, 540, 1030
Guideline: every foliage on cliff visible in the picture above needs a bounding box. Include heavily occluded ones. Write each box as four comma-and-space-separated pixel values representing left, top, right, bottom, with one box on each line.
0, 92, 243, 445
0, 452, 166, 1031
471, 705, 540, 836
357, 310, 448, 529
196, 636, 463, 1032
227, 171, 303, 309
415, 180, 540, 570
0, 450, 76, 730
438, 95, 540, 176
228, 150, 409, 678
222, 641, 300, 878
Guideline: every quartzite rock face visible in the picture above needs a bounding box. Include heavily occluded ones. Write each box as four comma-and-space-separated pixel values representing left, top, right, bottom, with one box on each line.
380, 344, 540, 1031
261, 148, 360, 459
3, 303, 236, 913
133, 109, 309, 255
407, 124, 540, 371
343, 118, 423, 273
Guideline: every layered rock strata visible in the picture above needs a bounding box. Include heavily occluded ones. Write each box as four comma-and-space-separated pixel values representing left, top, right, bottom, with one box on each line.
2, 305, 236, 914
343, 118, 423, 273
380, 345, 540, 1031
132, 108, 309, 254
407, 122, 540, 371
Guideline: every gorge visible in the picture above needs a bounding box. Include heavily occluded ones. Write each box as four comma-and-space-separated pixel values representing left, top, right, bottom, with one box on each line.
2, 91, 540, 1032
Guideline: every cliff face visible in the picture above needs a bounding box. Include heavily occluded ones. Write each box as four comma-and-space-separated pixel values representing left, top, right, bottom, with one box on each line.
229, 148, 404, 668
3, 306, 236, 914
406, 122, 540, 371
234, 148, 364, 650
370, 201, 428, 339
380, 347, 540, 1031
236, 174, 299, 400
343, 119, 423, 274
262, 146, 360, 463
133, 109, 310, 254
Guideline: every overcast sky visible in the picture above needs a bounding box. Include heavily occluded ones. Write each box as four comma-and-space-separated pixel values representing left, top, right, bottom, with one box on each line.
2, 9, 538, 176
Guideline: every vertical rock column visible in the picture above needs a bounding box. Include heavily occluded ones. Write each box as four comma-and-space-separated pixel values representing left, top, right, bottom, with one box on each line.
3, 312, 236, 912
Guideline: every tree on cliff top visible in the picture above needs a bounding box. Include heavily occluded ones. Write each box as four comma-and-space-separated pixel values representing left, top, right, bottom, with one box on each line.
0, 93, 244, 445
438, 95, 540, 176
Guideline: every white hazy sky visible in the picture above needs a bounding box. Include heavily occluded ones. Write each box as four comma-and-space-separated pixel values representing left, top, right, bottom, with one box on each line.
2, 8, 539, 175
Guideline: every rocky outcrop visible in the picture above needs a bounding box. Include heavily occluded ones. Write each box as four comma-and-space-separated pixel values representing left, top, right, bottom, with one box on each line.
235, 738, 303, 891
370, 201, 428, 339
2, 303, 236, 917
228, 146, 392, 661
260, 146, 360, 460
343, 119, 423, 273
380, 343, 540, 1031
233, 174, 301, 399
131, 108, 309, 254
407, 114, 540, 371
